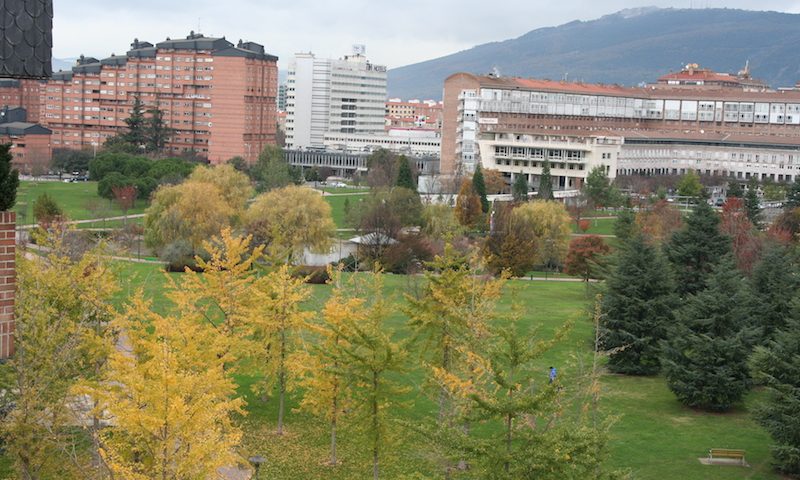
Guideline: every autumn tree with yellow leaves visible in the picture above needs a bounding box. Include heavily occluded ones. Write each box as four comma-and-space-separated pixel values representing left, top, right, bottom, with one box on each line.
90, 295, 244, 479
333, 269, 408, 480
3, 234, 117, 480
253, 264, 312, 435
295, 267, 364, 465
170, 227, 264, 364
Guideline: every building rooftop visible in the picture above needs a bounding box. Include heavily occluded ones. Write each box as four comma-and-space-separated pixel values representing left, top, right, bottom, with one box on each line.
450, 72, 800, 102
0, 122, 51, 135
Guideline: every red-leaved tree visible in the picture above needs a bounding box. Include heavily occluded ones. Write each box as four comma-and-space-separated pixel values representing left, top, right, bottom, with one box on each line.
112, 184, 137, 225
720, 197, 761, 274
564, 235, 611, 282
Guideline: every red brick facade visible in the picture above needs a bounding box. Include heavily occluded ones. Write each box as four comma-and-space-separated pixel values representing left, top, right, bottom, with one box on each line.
43, 34, 278, 164
0, 211, 15, 359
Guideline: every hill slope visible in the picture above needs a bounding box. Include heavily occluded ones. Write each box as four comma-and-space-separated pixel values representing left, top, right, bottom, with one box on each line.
388, 8, 800, 100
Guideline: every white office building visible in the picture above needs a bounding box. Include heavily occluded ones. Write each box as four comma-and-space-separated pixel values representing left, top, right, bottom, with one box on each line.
285, 46, 387, 149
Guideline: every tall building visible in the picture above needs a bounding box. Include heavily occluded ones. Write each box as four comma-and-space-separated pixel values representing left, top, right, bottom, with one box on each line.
0, 78, 43, 122
285, 46, 387, 149
43, 32, 278, 164
442, 70, 800, 195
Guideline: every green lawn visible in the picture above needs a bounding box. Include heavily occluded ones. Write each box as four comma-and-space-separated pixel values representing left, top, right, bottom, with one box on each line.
324, 193, 367, 228
97, 261, 780, 480
572, 216, 617, 236
15, 181, 148, 225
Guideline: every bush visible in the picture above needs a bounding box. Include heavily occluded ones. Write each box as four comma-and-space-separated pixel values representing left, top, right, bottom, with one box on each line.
98, 172, 133, 199
332, 254, 358, 272
291, 265, 330, 284
160, 240, 197, 272
380, 233, 435, 274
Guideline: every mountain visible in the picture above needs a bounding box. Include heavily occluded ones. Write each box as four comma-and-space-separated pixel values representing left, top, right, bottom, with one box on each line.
388, 8, 800, 100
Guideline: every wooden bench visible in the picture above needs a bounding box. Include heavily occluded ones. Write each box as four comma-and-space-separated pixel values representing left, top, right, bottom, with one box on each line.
708, 448, 746, 465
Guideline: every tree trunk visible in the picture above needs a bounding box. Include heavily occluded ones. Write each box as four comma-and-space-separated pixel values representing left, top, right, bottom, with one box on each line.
330, 379, 338, 465
372, 371, 379, 480
277, 325, 286, 435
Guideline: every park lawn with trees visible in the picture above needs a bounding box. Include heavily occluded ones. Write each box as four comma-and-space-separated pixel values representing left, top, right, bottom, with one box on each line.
16, 180, 148, 224
43, 259, 776, 480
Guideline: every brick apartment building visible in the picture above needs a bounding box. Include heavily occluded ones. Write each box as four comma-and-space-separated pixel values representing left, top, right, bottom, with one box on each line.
385, 99, 442, 131
43, 32, 278, 164
442, 67, 800, 195
0, 78, 43, 122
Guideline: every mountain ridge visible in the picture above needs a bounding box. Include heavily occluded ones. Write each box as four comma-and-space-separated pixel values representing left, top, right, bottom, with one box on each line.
387, 8, 800, 100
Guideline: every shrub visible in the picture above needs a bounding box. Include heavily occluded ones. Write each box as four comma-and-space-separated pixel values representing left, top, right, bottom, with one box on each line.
291, 265, 330, 284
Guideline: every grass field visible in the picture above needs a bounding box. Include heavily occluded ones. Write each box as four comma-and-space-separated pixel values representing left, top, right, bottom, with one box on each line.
95, 261, 781, 480
572, 216, 617, 236
15, 181, 148, 225
324, 193, 367, 228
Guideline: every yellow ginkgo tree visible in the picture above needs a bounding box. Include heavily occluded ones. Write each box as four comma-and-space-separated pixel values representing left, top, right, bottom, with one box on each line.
253, 264, 312, 435
294, 267, 365, 465
93, 295, 244, 480
170, 227, 264, 366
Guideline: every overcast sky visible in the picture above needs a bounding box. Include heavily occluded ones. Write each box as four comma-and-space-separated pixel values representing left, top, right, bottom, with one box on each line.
53, 1, 800, 69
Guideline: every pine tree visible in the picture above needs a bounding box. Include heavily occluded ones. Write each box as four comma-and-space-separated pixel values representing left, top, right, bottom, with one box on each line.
601, 234, 676, 375
395, 155, 417, 192
122, 96, 146, 148
751, 306, 800, 477
749, 242, 798, 343
512, 171, 528, 202
145, 103, 174, 155
745, 178, 762, 228
727, 179, 744, 199
665, 200, 731, 297
785, 180, 800, 210
0, 144, 19, 210
472, 164, 490, 213
661, 257, 755, 411
613, 207, 637, 241
538, 158, 554, 200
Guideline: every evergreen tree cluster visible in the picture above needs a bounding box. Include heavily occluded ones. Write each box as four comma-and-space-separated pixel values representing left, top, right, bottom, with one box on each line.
600, 194, 800, 475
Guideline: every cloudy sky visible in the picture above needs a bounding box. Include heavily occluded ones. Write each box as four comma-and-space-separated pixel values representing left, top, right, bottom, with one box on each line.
53, 0, 800, 69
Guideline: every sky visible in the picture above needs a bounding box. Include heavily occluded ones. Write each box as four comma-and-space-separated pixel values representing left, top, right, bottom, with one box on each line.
53, 0, 800, 70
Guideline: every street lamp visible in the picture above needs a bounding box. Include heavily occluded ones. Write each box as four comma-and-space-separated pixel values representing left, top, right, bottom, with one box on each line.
91, 141, 98, 159
248, 455, 266, 479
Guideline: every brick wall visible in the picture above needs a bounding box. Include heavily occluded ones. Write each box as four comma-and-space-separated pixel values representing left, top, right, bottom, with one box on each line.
0, 211, 15, 358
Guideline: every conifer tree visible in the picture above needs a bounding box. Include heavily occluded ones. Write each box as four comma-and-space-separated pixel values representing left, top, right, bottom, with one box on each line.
661, 257, 755, 411
0, 144, 19, 211
749, 242, 798, 343
664, 200, 731, 297
122, 95, 146, 148
395, 155, 417, 192
785, 180, 800, 210
745, 178, 763, 228
727, 179, 744, 199
472, 164, 490, 213
751, 306, 800, 477
538, 158, 554, 200
613, 207, 637, 241
145, 103, 174, 155
601, 234, 676, 375
512, 171, 528, 202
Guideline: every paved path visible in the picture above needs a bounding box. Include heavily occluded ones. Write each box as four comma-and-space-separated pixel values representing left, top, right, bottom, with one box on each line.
18, 213, 145, 229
